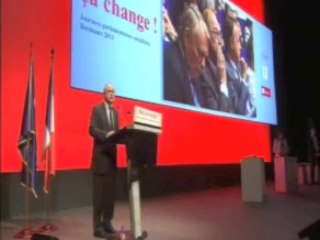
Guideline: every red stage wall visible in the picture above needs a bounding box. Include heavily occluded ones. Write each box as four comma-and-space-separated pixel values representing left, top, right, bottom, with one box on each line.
0, 0, 269, 173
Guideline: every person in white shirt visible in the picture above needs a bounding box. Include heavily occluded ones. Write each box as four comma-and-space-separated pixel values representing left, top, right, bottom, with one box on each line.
273, 129, 289, 158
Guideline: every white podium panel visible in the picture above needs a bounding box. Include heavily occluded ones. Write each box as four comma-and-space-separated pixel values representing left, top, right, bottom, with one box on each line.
241, 157, 265, 202
274, 157, 298, 193
298, 163, 320, 185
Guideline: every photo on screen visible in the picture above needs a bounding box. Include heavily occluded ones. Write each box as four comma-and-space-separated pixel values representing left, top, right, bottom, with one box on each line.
71, 0, 276, 124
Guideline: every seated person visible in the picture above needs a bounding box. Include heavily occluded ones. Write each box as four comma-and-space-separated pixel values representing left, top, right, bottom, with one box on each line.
163, 5, 209, 107
223, 16, 250, 116
201, 8, 236, 112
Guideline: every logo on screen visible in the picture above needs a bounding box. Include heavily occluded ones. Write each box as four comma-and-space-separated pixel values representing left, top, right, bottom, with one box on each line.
261, 86, 271, 97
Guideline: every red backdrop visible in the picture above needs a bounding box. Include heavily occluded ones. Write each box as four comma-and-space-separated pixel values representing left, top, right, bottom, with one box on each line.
0, 0, 269, 173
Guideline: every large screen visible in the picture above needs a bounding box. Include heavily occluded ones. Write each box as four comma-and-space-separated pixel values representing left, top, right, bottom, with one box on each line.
1, 0, 270, 173
71, 0, 276, 124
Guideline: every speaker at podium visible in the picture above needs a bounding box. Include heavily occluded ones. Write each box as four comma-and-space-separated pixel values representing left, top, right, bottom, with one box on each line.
107, 106, 162, 240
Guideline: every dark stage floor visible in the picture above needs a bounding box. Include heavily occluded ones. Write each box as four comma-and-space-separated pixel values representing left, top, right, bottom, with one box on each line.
1, 183, 320, 240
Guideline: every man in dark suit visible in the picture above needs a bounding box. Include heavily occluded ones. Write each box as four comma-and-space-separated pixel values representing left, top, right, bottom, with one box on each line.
223, 16, 250, 116
201, 54, 237, 112
163, 5, 209, 107
89, 84, 119, 238
201, 8, 236, 113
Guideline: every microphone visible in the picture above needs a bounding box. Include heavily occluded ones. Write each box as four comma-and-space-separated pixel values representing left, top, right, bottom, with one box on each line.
113, 104, 132, 128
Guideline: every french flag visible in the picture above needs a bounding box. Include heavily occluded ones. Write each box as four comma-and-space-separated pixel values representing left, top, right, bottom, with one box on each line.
43, 51, 56, 194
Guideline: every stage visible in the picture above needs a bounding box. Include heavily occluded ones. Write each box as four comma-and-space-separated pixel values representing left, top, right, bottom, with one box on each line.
1, 183, 320, 240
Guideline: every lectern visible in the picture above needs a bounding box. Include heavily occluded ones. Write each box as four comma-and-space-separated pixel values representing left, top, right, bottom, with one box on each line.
241, 157, 265, 202
274, 157, 298, 193
107, 106, 162, 240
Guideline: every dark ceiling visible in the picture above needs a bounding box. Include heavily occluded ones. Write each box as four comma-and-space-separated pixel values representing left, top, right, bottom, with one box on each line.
265, 0, 320, 160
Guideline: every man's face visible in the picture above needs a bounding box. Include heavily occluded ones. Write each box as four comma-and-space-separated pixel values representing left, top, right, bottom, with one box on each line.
230, 23, 242, 62
207, 13, 223, 55
184, 26, 209, 78
104, 86, 115, 104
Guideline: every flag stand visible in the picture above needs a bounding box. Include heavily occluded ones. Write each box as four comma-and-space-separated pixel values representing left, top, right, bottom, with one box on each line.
14, 164, 35, 238
38, 181, 57, 233
38, 48, 57, 234
15, 44, 37, 238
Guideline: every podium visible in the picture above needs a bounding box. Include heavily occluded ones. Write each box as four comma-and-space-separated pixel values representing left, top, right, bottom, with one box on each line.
274, 157, 298, 193
241, 157, 265, 202
107, 106, 162, 240
298, 162, 320, 184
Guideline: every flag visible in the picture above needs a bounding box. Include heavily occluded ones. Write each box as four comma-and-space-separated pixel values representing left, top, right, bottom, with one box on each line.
43, 59, 55, 194
18, 58, 38, 198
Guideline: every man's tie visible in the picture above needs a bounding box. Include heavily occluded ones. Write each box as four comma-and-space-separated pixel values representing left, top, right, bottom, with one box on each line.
109, 106, 114, 130
236, 68, 242, 92
190, 79, 200, 107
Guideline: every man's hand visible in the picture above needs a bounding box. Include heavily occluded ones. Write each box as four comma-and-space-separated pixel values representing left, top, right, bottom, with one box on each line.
240, 57, 248, 82
163, 7, 178, 41
217, 47, 227, 85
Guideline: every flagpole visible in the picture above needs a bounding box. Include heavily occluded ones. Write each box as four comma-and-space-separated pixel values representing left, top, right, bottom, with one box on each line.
39, 161, 57, 233
14, 43, 35, 239
46, 48, 54, 228
25, 145, 31, 232
15, 153, 34, 239
41, 150, 57, 233
24, 43, 33, 236
38, 48, 57, 233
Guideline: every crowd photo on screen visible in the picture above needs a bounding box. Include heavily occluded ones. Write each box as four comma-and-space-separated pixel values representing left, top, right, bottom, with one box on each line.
163, 0, 257, 118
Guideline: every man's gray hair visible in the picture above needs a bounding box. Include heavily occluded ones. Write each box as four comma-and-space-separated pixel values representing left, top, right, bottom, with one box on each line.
179, 5, 210, 43
103, 84, 114, 93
